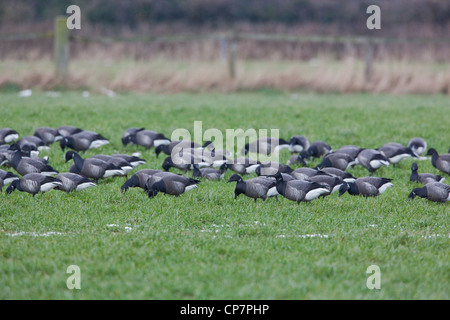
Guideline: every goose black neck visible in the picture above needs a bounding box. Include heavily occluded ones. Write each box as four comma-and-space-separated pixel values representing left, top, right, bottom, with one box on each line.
72, 153, 84, 171
347, 182, 360, 196
275, 179, 287, 196
410, 170, 418, 182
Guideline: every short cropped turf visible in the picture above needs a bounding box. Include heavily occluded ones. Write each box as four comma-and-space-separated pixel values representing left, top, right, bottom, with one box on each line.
0, 91, 448, 299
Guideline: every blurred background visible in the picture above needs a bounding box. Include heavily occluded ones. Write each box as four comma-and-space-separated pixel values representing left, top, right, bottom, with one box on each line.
1, 0, 449, 94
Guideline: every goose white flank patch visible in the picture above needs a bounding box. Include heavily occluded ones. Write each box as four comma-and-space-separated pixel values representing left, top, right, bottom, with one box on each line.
0, 128, 19, 144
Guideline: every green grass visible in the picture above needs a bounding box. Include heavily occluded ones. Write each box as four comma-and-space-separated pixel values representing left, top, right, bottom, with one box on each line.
0, 91, 449, 299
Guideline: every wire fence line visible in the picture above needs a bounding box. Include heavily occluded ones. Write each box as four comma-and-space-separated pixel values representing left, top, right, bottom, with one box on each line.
1, 16, 449, 80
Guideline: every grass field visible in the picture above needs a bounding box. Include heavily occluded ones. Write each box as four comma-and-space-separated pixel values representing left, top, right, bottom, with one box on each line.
0, 90, 449, 300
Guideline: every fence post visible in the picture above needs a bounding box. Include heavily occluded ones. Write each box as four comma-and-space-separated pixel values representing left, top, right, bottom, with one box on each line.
364, 39, 373, 81
227, 32, 237, 79
54, 16, 70, 79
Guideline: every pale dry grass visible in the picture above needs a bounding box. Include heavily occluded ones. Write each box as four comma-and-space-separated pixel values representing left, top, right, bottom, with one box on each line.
1, 56, 449, 94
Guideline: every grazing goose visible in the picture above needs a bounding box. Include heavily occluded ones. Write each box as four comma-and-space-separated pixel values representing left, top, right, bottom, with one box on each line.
307, 175, 343, 197
334, 145, 364, 161
226, 157, 261, 175
120, 169, 163, 193
338, 177, 393, 198
122, 128, 171, 149
10, 150, 58, 176
408, 182, 450, 203
201, 148, 229, 168
241, 137, 290, 156
162, 150, 210, 173
408, 137, 427, 156
227, 174, 278, 202
17, 135, 48, 152
289, 167, 329, 181
410, 162, 444, 184
155, 140, 201, 158
255, 161, 293, 176
315, 152, 357, 171
55, 173, 96, 192
426, 148, 450, 175
0, 169, 19, 186
356, 149, 390, 173
300, 141, 333, 160
145, 173, 200, 198
288, 135, 310, 153
60, 131, 109, 152
6, 173, 62, 197
90, 155, 134, 175
319, 167, 356, 183
378, 142, 417, 166
56, 126, 83, 137
193, 163, 227, 181
111, 154, 146, 168
296, 141, 332, 166
65, 151, 124, 182
34, 127, 62, 145
271, 171, 329, 204
0, 128, 19, 144
286, 154, 308, 166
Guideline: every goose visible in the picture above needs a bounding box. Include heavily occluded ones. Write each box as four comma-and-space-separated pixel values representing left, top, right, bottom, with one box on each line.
315, 152, 357, 171
155, 140, 201, 158
111, 154, 146, 168
122, 128, 171, 149
145, 173, 200, 198
356, 149, 390, 173
202, 141, 233, 158
425, 148, 450, 175
65, 151, 124, 182
226, 174, 278, 202
271, 171, 330, 204
286, 154, 308, 166
241, 137, 290, 156
289, 167, 329, 181
410, 162, 444, 184
378, 142, 417, 166
6, 173, 62, 197
162, 150, 210, 173
299, 141, 333, 160
0, 128, 19, 144
90, 155, 134, 175
34, 127, 62, 145
334, 145, 364, 161
55, 173, 96, 192
201, 148, 229, 168
226, 157, 261, 175
0, 169, 19, 186
255, 161, 293, 176
408, 182, 450, 203
56, 126, 83, 137
193, 163, 227, 181
288, 135, 310, 153
307, 175, 343, 197
17, 135, 49, 152
60, 131, 109, 152
10, 150, 58, 176
319, 167, 356, 183
120, 169, 163, 193
408, 138, 427, 156
338, 177, 393, 198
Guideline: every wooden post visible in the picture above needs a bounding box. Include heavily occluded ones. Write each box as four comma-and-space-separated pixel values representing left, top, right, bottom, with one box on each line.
54, 16, 70, 79
227, 32, 237, 79
364, 39, 373, 82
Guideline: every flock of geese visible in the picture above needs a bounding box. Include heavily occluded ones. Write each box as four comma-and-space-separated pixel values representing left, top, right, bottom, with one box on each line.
0, 126, 449, 204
